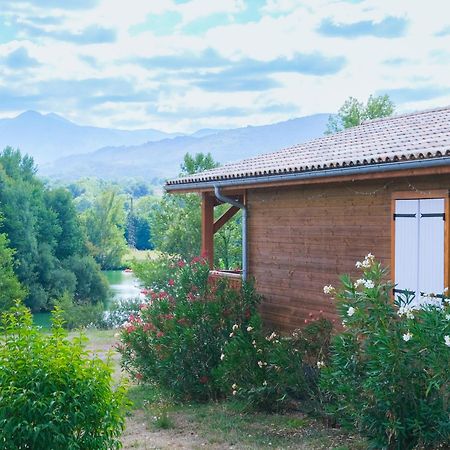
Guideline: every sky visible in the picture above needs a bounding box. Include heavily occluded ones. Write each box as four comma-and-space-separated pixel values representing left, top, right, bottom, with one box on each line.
1, 0, 450, 132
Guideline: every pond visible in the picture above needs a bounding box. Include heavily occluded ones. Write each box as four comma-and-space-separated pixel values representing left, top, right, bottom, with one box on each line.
33, 270, 143, 328
103, 270, 143, 304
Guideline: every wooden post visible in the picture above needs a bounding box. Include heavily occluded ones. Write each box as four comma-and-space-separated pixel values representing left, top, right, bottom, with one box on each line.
201, 193, 215, 268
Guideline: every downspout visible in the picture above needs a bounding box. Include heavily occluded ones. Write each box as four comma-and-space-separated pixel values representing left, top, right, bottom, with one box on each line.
214, 186, 248, 282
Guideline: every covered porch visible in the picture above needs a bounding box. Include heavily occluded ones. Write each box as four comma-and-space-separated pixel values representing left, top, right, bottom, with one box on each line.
200, 189, 247, 287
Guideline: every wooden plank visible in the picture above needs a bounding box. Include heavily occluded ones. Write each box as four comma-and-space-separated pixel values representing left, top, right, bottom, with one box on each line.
213, 205, 240, 233
201, 193, 215, 269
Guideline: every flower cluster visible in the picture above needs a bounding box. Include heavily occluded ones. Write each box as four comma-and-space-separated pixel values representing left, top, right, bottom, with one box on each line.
355, 253, 375, 270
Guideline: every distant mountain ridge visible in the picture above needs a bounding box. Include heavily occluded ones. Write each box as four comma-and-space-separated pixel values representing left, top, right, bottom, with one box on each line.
43, 114, 330, 181
0, 110, 330, 181
0, 111, 178, 163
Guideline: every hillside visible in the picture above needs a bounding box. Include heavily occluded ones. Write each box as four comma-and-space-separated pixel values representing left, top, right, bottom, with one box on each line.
0, 111, 178, 163
42, 113, 330, 181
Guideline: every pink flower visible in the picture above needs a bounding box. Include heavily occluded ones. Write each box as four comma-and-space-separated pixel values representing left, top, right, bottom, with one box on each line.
168, 279, 175, 286
177, 260, 186, 268
126, 325, 136, 333
156, 331, 164, 338
135, 373, 143, 380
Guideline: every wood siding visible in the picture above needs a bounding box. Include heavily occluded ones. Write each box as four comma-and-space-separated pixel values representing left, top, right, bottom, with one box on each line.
247, 174, 450, 332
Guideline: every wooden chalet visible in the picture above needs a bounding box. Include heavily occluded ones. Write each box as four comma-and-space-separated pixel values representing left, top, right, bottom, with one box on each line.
165, 107, 450, 331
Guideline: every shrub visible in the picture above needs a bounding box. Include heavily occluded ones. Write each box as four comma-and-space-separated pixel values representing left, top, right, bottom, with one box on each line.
56, 292, 104, 330
118, 256, 260, 401
321, 254, 450, 450
0, 303, 127, 450
101, 297, 142, 329
216, 315, 332, 411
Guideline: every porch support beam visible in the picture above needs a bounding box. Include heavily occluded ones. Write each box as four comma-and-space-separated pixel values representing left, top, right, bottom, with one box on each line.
213, 206, 240, 233
201, 192, 215, 268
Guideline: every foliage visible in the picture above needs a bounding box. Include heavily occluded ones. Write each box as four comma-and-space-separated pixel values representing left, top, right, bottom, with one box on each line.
63, 255, 109, 305
0, 232, 25, 310
56, 292, 105, 330
100, 297, 142, 329
0, 303, 127, 449
118, 256, 260, 401
81, 188, 128, 269
132, 253, 179, 291
326, 95, 395, 134
320, 254, 450, 450
149, 152, 242, 268
0, 148, 107, 311
216, 316, 332, 411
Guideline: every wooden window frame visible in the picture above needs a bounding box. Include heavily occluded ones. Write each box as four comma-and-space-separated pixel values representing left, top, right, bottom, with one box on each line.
391, 190, 450, 293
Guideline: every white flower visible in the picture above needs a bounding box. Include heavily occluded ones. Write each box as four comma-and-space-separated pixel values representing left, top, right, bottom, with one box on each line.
246, 326, 253, 332
354, 279, 365, 288
232, 390, 237, 396
445, 314, 450, 321
232, 383, 237, 389
397, 305, 415, 320
356, 253, 375, 270
403, 331, 413, 342
266, 332, 277, 341
220, 353, 225, 361
445, 336, 450, 347
323, 285, 335, 295
257, 361, 267, 368
262, 380, 267, 386
364, 280, 375, 289
229, 332, 234, 338
347, 306, 355, 317
252, 340, 256, 346
317, 361, 325, 369
232, 324, 239, 331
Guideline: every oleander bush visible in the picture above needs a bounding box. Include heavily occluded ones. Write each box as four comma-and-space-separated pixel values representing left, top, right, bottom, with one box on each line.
0, 303, 127, 450
215, 315, 332, 411
321, 254, 450, 450
118, 256, 260, 401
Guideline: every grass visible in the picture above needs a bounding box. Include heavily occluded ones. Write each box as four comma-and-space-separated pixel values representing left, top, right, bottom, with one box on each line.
123, 383, 366, 450
77, 329, 367, 450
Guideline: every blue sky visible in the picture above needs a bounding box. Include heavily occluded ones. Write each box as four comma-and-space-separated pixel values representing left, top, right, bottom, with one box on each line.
0, 0, 450, 131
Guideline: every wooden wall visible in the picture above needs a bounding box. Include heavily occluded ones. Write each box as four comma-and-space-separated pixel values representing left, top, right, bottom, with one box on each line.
247, 174, 450, 332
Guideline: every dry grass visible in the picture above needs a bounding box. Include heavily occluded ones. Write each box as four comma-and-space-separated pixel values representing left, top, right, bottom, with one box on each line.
78, 329, 367, 450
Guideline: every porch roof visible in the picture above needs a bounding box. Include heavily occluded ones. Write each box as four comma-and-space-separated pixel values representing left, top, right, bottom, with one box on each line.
166, 105, 450, 191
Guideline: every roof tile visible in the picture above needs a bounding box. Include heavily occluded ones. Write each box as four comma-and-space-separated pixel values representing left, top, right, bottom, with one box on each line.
166, 105, 450, 186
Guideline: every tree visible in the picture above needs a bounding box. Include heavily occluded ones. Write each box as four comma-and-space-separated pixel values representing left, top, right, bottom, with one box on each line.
82, 189, 127, 269
0, 148, 107, 311
149, 153, 242, 268
0, 232, 25, 310
326, 94, 395, 134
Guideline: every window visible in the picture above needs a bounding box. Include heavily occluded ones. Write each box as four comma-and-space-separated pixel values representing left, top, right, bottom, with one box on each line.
393, 195, 447, 305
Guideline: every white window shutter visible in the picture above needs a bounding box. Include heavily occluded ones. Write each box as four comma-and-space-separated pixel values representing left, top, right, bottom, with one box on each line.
418, 198, 445, 304
395, 200, 419, 300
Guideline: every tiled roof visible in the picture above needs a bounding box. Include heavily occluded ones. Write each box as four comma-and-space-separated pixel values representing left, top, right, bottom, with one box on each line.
166, 106, 450, 187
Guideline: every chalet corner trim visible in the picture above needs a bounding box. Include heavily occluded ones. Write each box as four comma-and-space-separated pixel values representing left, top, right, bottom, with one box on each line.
165, 157, 450, 193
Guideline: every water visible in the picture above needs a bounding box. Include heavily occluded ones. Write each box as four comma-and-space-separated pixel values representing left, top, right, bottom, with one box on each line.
32, 270, 143, 328
103, 270, 143, 303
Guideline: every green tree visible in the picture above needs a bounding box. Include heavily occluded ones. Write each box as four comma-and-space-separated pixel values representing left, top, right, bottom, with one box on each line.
0, 233, 25, 310
149, 153, 242, 268
0, 148, 107, 311
82, 189, 127, 269
326, 94, 395, 134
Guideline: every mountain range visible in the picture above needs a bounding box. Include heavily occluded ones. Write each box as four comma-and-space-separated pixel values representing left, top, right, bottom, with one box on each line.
0, 111, 330, 181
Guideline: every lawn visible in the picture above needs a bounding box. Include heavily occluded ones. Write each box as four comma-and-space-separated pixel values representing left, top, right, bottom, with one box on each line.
76, 329, 367, 450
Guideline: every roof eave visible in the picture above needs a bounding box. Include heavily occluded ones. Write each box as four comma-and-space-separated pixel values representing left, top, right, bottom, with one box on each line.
165, 157, 450, 193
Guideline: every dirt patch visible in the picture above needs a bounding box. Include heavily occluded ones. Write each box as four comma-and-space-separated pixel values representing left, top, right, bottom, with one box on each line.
121, 411, 227, 450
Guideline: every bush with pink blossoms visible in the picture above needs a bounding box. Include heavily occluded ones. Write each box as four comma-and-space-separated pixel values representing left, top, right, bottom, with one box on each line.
118, 256, 260, 401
